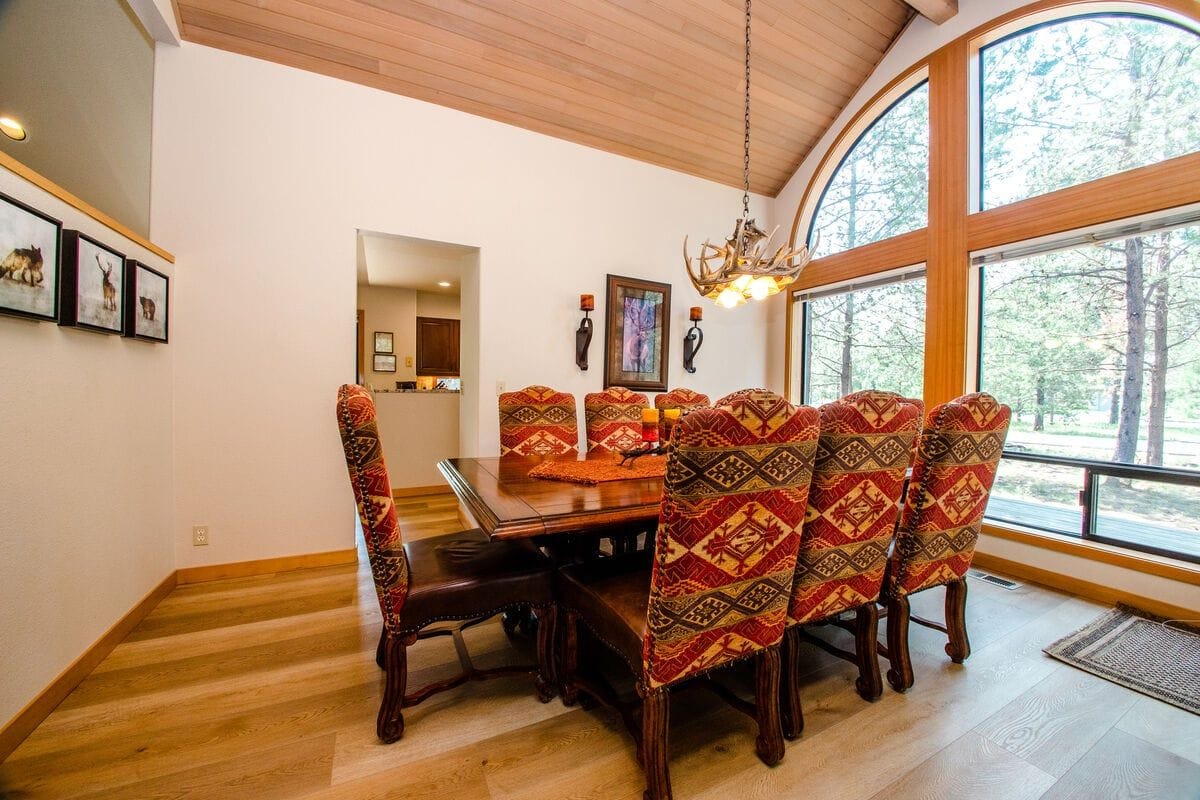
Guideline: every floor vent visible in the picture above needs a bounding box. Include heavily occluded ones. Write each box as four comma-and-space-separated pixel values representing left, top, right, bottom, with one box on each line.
968, 570, 1021, 590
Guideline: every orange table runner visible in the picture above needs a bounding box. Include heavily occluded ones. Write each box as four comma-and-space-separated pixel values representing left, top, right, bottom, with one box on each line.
528, 453, 667, 485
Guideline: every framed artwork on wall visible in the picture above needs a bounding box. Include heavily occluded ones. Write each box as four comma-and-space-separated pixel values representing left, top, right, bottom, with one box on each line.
123, 261, 168, 343
0, 191, 61, 322
58, 230, 125, 334
373, 353, 397, 373
374, 331, 394, 353
603, 274, 671, 392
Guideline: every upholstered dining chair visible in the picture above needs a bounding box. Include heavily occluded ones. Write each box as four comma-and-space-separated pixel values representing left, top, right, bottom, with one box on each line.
558, 390, 820, 800
842, 389, 924, 467
882, 392, 1010, 692
781, 391, 920, 738
499, 385, 578, 456
336, 384, 556, 743
584, 386, 649, 453
653, 387, 710, 442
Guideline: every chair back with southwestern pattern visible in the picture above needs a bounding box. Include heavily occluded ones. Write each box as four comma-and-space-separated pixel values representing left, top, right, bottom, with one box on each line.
842, 389, 924, 467
790, 391, 920, 624
336, 384, 409, 634
888, 392, 1010, 597
642, 390, 820, 689
498, 385, 578, 456
585, 387, 649, 453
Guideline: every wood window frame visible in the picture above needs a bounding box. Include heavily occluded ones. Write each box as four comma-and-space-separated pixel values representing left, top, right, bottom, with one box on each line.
783, 0, 1200, 576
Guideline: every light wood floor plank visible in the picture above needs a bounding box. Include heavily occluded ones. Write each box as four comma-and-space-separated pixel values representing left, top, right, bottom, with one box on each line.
1, 492, 1194, 800
1040, 728, 1200, 800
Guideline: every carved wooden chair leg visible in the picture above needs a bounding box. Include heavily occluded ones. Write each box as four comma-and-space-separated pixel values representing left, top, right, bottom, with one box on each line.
377, 632, 414, 743
531, 603, 556, 702
855, 603, 883, 701
560, 609, 580, 706
640, 686, 672, 800
754, 645, 785, 766
375, 627, 386, 670
780, 626, 804, 740
945, 578, 971, 663
886, 594, 914, 693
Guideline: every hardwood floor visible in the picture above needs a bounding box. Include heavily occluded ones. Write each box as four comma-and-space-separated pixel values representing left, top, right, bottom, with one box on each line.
2, 493, 1197, 799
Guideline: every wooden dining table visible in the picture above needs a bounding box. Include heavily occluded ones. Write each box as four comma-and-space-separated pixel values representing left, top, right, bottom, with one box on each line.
437, 454, 665, 541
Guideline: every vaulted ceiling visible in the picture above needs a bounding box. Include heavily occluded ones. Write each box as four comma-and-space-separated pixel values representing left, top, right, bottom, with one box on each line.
173, 0, 951, 196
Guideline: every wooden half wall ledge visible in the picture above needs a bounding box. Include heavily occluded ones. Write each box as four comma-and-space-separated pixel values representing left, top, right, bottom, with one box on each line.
0, 151, 175, 264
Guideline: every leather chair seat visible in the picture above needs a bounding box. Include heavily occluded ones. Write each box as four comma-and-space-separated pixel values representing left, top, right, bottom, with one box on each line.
399, 530, 553, 634
557, 554, 652, 670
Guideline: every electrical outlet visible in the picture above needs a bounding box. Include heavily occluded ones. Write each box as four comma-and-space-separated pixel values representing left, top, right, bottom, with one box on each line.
405, 356, 413, 367
192, 525, 210, 546
496, 380, 506, 395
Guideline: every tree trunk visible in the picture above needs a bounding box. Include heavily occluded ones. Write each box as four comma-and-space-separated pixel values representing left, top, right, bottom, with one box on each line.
1034, 375, 1045, 431
840, 293, 854, 396
1108, 357, 1121, 426
1114, 237, 1146, 464
1146, 246, 1170, 466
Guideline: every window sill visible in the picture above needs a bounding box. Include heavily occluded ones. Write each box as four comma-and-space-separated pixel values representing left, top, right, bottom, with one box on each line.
980, 520, 1200, 586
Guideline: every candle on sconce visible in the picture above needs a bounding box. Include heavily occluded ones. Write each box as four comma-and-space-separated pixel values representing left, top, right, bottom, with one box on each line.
689, 306, 703, 321
580, 294, 595, 311
641, 407, 660, 443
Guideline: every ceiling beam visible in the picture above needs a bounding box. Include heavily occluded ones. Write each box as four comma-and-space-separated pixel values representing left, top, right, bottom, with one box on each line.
906, 0, 957, 24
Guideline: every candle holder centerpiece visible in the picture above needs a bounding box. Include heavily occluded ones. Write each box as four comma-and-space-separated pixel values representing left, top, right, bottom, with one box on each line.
619, 407, 666, 466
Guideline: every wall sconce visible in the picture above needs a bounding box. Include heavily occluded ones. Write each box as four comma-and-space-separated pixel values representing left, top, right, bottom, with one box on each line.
576, 294, 594, 370
683, 306, 704, 373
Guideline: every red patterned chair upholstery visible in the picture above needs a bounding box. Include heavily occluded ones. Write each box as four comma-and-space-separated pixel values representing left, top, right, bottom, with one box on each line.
882, 392, 1010, 692
654, 387, 710, 442
584, 386, 648, 453
781, 391, 920, 737
498, 385, 578, 457
337, 385, 556, 742
842, 390, 924, 467
558, 390, 819, 800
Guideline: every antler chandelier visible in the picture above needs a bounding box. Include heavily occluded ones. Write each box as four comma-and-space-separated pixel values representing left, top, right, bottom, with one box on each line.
684, 0, 815, 308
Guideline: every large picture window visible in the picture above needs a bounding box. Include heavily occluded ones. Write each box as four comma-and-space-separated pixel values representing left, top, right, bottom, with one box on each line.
978, 222, 1200, 560
808, 82, 929, 259
795, 271, 926, 406
981, 14, 1200, 210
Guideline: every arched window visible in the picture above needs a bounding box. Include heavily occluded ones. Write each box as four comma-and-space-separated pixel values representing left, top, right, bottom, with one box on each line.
981, 14, 1200, 209
808, 82, 929, 258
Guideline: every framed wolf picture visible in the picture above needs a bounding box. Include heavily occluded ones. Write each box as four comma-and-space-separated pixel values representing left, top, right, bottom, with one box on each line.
124, 261, 168, 343
59, 230, 126, 334
0, 191, 61, 321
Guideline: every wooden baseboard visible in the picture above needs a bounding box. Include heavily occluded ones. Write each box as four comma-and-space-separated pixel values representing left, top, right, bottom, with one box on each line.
972, 551, 1199, 619
392, 484, 452, 499
0, 571, 177, 762
176, 549, 359, 585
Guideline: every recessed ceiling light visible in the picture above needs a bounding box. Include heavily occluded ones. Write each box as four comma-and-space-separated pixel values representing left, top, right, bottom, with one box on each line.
437, 281, 452, 287
0, 116, 27, 142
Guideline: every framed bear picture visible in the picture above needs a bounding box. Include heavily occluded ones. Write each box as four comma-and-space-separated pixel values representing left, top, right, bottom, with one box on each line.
124, 261, 168, 343
0, 191, 61, 322
59, 230, 126, 334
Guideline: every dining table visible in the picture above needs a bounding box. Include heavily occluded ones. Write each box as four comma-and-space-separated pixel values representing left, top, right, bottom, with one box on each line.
437, 453, 665, 542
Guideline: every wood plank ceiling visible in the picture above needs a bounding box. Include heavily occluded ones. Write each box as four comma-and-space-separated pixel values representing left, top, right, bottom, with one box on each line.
173, 0, 918, 196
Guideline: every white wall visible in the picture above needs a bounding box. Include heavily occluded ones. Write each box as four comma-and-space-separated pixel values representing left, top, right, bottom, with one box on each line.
766, 0, 1199, 611
358, 285, 418, 384
0, 167, 174, 729
415, 290, 460, 320
372, 392, 460, 489
152, 42, 773, 568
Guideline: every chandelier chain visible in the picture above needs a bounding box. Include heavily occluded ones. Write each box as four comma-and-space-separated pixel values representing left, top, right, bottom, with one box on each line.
743, 0, 751, 220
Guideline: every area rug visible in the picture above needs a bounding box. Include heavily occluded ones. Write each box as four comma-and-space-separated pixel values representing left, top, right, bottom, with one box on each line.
1044, 605, 1200, 714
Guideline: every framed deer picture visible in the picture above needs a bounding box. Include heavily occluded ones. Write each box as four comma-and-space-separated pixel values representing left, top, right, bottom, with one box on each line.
0, 191, 61, 322
59, 231, 126, 334
124, 261, 168, 343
